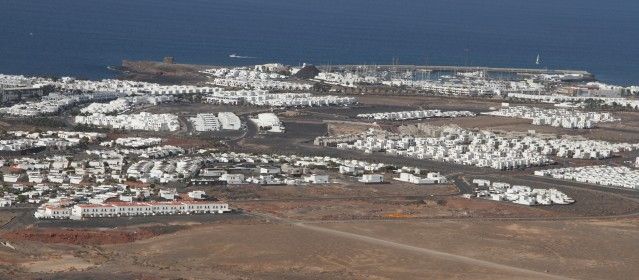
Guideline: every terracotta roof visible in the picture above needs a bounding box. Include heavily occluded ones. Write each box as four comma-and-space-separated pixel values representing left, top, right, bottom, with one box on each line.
76, 204, 115, 208
107, 201, 150, 207
44, 206, 67, 211
184, 200, 226, 205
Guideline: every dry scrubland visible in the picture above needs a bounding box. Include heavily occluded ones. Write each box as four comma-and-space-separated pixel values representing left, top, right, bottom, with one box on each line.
1, 217, 637, 279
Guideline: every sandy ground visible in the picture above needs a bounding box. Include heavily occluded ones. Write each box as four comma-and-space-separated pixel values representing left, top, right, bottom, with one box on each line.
236, 196, 558, 221
97, 222, 569, 279
316, 218, 639, 280
354, 95, 504, 111
4, 217, 635, 279
326, 121, 380, 136
0, 212, 17, 228
0, 171, 637, 278
205, 181, 459, 201
20, 254, 96, 273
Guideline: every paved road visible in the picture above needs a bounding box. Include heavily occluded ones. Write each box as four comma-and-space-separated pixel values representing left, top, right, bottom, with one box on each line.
450, 174, 475, 194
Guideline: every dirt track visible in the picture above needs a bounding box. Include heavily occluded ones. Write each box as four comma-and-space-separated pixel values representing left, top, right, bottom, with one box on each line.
294, 222, 574, 280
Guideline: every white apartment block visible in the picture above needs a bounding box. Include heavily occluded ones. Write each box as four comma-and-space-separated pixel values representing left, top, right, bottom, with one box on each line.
204, 89, 356, 108
60, 201, 229, 219
484, 105, 618, 129
358, 110, 476, 121
75, 112, 180, 131
217, 112, 241, 130
190, 113, 221, 132
359, 174, 384, 183
328, 127, 639, 170
534, 165, 639, 190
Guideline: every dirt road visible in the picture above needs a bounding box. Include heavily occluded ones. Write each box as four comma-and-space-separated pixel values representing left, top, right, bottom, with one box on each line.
295, 222, 574, 280
247, 211, 573, 280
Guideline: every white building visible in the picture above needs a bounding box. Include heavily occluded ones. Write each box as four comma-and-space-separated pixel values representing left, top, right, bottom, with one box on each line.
75, 112, 180, 132
220, 173, 245, 184
394, 172, 446, 184
508, 93, 639, 110
3, 173, 23, 183
327, 125, 638, 170
357, 110, 476, 121
473, 179, 491, 187
303, 174, 330, 184
202, 88, 355, 108
359, 174, 384, 184
0, 198, 12, 207
339, 165, 364, 175
159, 188, 178, 200
67, 201, 229, 219
189, 113, 220, 132
259, 166, 281, 175
473, 180, 574, 206
534, 165, 639, 190
113, 137, 162, 148
80, 96, 175, 115
34, 205, 71, 219
251, 113, 284, 133
484, 105, 618, 129
188, 190, 206, 200
217, 112, 241, 130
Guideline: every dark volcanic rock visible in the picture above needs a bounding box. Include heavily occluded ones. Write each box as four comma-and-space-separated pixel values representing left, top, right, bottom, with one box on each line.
118, 60, 208, 85
293, 65, 320, 79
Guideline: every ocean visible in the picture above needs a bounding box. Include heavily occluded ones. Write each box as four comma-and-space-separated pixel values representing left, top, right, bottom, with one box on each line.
1, 0, 638, 85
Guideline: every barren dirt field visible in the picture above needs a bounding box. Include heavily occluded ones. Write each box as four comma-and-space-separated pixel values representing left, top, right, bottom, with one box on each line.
354, 95, 504, 111
0, 212, 17, 227
1, 181, 638, 279
326, 121, 380, 136
203, 181, 458, 201
236, 196, 557, 221
3, 217, 637, 279
1, 228, 159, 245
3, 177, 637, 280
316, 218, 639, 280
